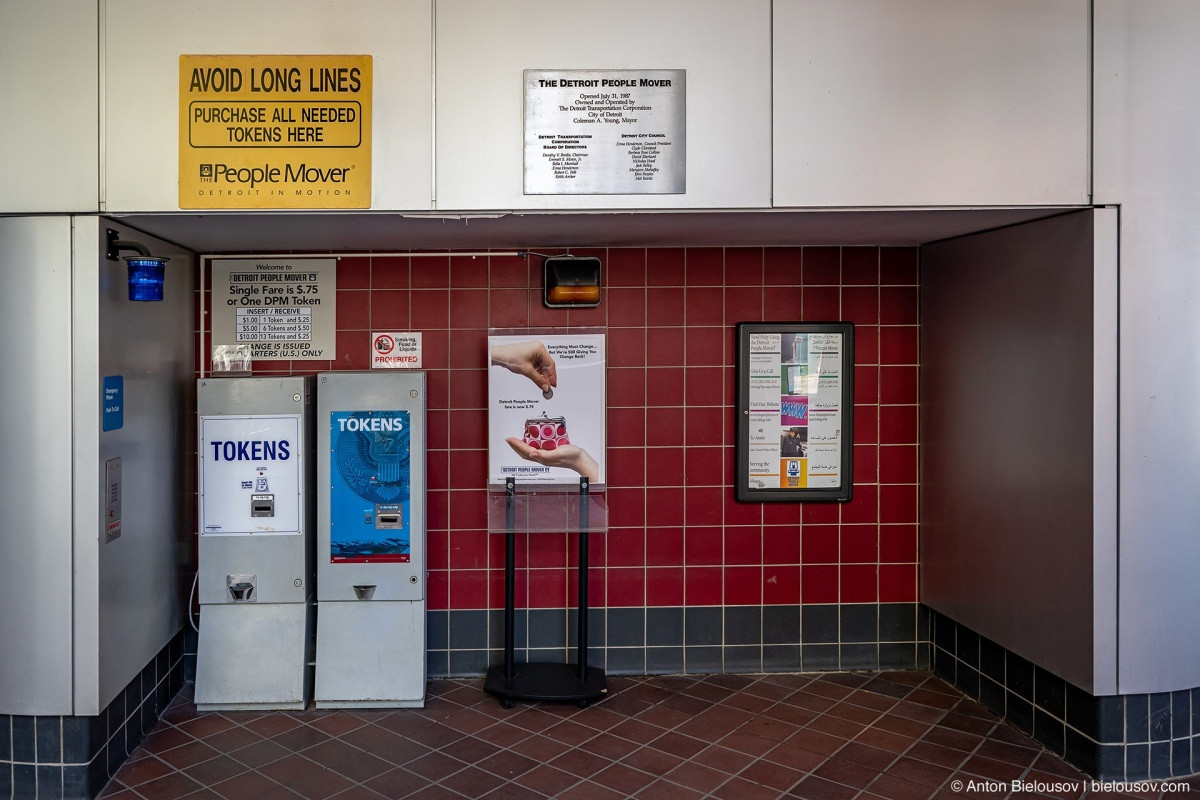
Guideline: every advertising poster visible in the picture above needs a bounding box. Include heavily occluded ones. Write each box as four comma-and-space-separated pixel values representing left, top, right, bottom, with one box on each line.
736, 323, 854, 502
329, 410, 412, 562
487, 333, 606, 488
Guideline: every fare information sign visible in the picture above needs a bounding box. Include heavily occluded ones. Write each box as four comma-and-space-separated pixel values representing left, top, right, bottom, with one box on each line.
179, 54, 372, 209
211, 258, 337, 360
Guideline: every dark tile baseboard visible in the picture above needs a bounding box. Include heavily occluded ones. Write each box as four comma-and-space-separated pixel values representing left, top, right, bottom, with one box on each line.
928, 607, 1200, 781
1, 628, 186, 800
427, 602, 928, 679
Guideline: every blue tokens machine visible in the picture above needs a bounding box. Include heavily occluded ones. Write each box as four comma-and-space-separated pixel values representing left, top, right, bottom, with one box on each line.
315, 372, 427, 708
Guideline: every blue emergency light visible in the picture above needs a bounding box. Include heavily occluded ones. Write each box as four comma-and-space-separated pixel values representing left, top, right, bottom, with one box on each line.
107, 228, 169, 302
125, 256, 169, 302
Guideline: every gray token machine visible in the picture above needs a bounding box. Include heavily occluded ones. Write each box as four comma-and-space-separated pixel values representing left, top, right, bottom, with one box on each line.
314, 371, 427, 708
194, 377, 316, 711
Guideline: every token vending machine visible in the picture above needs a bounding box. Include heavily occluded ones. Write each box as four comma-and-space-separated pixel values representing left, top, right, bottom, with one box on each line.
195, 377, 315, 711
314, 372, 427, 707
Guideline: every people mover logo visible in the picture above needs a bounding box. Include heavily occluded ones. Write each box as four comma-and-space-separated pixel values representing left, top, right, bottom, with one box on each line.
194, 162, 351, 187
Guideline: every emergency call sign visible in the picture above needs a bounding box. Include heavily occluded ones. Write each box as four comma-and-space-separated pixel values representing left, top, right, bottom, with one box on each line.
180, 54, 372, 209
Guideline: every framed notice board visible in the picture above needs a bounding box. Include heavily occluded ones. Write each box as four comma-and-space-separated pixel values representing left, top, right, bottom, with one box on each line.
735, 322, 854, 502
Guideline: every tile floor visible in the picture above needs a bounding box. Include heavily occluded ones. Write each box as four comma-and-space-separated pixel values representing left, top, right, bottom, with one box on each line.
99, 671, 1199, 800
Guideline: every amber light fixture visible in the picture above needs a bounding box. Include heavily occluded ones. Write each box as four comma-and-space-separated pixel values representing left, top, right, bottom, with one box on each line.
542, 255, 602, 308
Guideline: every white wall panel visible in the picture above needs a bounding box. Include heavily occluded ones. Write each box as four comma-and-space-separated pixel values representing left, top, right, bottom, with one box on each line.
435, 0, 771, 210
774, 0, 1090, 207
103, 0, 432, 212
0, 218, 76, 715
1095, 0, 1200, 694
0, 1, 98, 212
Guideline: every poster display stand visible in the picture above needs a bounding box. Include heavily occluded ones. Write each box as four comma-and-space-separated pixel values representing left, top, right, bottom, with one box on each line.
484, 477, 607, 708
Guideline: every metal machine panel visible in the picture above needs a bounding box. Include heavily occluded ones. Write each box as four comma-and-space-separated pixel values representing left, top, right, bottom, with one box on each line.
194, 603, 314, 711
313, 601, 425, 708
197, 535, 311, 607
315, 371, 426, 707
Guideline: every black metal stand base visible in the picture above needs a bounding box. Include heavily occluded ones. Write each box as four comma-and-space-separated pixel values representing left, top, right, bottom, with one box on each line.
484, 662, 607, 708
487, 477, 606, 709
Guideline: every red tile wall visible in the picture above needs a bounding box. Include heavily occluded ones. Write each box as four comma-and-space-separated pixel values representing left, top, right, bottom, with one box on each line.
203, 246, 919, 612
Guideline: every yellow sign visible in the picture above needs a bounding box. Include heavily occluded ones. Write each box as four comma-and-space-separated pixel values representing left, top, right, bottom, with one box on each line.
179, 54, 371, 209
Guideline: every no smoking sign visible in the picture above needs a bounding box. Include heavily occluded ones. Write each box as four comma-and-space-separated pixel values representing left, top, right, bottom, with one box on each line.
371, 331, 422, 369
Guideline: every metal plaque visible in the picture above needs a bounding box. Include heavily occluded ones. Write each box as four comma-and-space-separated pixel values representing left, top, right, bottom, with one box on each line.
524, 69, 685, 195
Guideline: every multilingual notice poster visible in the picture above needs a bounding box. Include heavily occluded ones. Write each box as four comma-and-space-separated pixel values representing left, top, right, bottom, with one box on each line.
735, 323, 854, 502
210, 258, 336, 361
180, 54, 371, 208
523, 69, 685, 194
